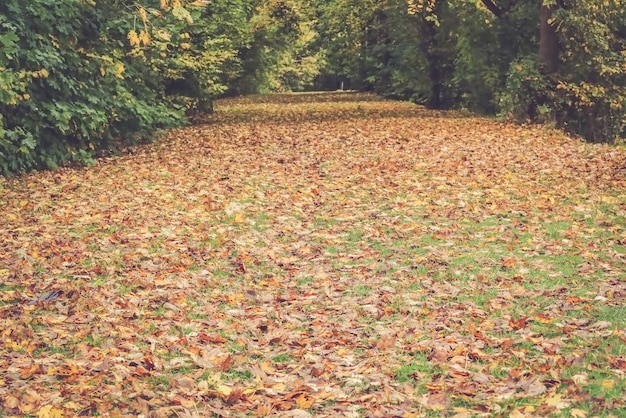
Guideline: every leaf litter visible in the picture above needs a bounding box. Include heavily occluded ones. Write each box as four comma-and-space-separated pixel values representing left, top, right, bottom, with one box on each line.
1, 92, 625, 417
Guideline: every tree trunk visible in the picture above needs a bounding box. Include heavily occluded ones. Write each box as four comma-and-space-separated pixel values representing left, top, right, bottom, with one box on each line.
427, 63, 443, 109
539, 3, 559, 72
420, 3, 445, 109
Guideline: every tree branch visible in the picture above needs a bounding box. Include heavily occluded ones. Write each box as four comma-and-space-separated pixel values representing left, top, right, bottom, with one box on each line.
480, 0, 503, 18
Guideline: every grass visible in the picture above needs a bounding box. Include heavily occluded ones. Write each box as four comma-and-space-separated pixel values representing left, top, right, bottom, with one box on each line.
1, 92, 625, 416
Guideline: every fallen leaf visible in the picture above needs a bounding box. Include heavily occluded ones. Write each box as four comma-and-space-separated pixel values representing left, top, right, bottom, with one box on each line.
418, 392, 449, 411
376, 334, 397, 350
601, 379, 615, 390
509, 316, 529, 330
570, 408, 588, 418
36, 405, 64, 418
4, 395, 20, 409
544, 393, 570, 410
295, 393, 316, 409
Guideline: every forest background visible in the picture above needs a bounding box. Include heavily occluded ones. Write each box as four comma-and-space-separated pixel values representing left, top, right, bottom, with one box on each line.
1, 0, 625, 175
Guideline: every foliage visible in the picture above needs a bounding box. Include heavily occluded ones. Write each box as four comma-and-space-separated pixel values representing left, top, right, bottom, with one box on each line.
0, 0, 326, 175
499, 57, 554, 122
231, 0, 324, 94
2, 93, 625, 416
551, 3, 626, 143
320, 0, 626, 142
2, 0, 626, 176
499, 3, 626, 143
452, 1, 537, 113
0, 0, 183, 175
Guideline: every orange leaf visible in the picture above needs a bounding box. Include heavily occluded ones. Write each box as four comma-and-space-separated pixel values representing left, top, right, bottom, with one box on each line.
295, 393, 316, 409
376, 334, 397, 349
509, 316, 528, 330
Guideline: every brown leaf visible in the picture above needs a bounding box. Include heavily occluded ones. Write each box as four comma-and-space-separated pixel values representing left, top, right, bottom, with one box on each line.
215, 353, 234, 372
418, 392, 449, 411
509, 316, 529, 330
198, 332, 227, 343
375, 334, 397, 350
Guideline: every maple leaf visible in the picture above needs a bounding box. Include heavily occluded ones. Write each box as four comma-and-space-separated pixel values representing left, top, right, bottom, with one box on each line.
36, 405, 64, 418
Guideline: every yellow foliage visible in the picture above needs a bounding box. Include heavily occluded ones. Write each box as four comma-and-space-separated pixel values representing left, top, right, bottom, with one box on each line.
155, 30, 171, 42
32, 68, 49, 78
128, 30, 140, 47
113, 62, 125, 79
138, 7, 148, 25
139, 30, 151, 46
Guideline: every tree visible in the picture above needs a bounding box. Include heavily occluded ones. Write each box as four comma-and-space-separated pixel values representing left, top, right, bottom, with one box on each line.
538, 1, 559, 72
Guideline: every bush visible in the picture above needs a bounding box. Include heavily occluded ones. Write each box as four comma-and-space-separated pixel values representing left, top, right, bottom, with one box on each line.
0, 0, 185, 175
500, 6, 626, 144
499, 57, 555, 123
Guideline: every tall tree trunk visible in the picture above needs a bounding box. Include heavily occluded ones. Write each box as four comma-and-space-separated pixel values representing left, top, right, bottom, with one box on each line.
420, 3, 445, 109
539, 3, 559, 72
427, 61, 443, 109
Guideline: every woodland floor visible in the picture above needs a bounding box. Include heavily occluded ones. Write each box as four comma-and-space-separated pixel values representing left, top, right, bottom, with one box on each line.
1, 92, 626, 418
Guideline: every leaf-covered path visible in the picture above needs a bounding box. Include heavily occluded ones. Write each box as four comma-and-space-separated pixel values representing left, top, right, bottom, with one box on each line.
1, 93, 626, 417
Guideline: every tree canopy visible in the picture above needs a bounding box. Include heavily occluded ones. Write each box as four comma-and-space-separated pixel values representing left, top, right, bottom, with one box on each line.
1, 0, 625, 174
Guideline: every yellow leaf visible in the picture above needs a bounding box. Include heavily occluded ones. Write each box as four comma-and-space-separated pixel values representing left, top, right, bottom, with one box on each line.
234, 213, 245, 223
138, 7, 148, 24
572, 373, 588, 386
206, 371, 222, 386
139, 30, 151, 46
544, 393, 569, 410
36, 405, 64, 418
128, 30, 139, 47
271, 382, 286, 392
216, 384, 232, 397
113, 62, 125, 79
570, 409, 588, 418
4, 395, 19, 409
601, 379, 615, 390
19, 401, 37, 414
62, 402, 81, 411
